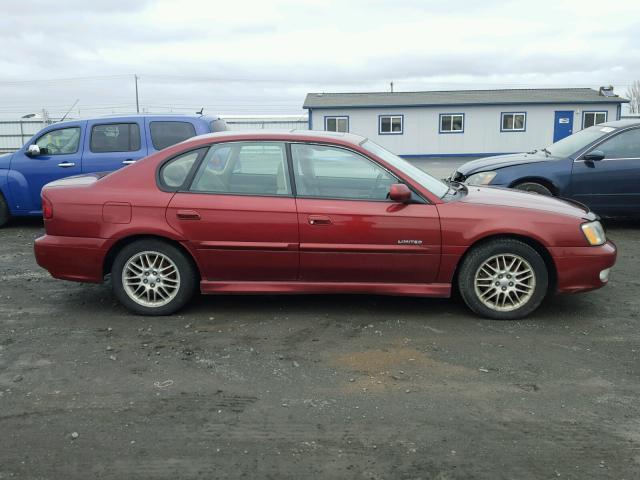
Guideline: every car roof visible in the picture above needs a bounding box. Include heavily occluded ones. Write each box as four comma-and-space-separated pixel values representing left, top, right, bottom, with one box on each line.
193, 129, 367, 146
49, 113, 221, 128
602, 119, 640, 128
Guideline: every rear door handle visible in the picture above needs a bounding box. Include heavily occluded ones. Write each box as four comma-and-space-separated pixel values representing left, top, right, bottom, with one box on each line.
308, 215, 332, 225
122, 159, 137, 165
57, 162, 76, 168
176, 210, 201, 220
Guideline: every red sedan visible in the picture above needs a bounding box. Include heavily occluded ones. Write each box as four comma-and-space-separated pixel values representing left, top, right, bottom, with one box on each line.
34, 131, 616, 319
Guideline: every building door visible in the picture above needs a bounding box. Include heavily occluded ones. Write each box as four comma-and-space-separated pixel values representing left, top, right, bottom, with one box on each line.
553, 111, 574, 142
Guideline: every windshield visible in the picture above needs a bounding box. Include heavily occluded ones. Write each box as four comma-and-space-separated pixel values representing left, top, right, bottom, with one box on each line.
545, 125, 616, 158
361, 139, 449, 198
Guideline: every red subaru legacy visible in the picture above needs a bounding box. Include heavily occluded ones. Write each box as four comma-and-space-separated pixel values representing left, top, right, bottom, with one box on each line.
34, 131, 616, 319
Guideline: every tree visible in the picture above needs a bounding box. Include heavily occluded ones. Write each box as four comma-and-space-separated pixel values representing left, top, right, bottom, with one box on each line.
626, 80, 640, 114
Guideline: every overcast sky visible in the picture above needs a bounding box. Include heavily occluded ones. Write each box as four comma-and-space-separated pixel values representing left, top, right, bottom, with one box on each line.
0, 0, 639, 119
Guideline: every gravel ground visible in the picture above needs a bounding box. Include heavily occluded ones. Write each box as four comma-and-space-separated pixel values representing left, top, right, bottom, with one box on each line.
1, 218, 639, 479
1, 156, 639, 479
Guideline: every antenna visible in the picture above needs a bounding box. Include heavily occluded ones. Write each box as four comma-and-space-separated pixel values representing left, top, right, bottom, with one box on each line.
196, 107, 204, 116
60, 99, 80, 122
390, 81, 394, 93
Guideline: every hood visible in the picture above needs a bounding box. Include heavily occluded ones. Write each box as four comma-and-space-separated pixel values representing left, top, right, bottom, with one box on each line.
461, 185, 595, 220
0, 152, 12, 169
456, 151, 557, 176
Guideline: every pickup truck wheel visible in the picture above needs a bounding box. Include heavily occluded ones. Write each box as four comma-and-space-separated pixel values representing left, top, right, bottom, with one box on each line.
458, 239, 548, 320
514, 182, 553, 196
111, 239, 197, 316
0, 193, 10, 228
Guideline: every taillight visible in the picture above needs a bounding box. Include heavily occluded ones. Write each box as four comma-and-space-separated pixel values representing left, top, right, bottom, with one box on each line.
42, 196, 53, 219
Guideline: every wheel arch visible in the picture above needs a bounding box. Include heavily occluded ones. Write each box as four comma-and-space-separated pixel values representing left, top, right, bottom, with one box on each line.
103, 234, 202, 280
508, 177, 560, 195
451, 233, 557, 294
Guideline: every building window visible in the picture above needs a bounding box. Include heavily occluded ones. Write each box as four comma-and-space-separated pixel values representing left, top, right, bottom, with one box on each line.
583, 111, 607, 129
378, 115, 403, 135
439, 114, 464, 133
325, 116, 349, 133
501, 112, 526, 132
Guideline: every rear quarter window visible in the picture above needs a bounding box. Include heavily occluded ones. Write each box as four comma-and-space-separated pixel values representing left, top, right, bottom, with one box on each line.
158, 149, 204, 189
150, 121, 197, 151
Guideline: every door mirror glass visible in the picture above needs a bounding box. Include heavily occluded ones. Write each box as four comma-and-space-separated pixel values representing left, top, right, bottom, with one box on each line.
26, 144, 41, 157
583, 150, 605, 161
389, 183, 412, 203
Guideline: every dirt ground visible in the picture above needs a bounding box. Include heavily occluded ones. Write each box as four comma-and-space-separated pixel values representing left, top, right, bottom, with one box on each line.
1, 216, 639, 479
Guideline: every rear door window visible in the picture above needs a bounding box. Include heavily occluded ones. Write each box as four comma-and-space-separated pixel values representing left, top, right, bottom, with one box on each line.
90, 123, 141, 153
190, 142, 290, 196
150, 121, 197, 150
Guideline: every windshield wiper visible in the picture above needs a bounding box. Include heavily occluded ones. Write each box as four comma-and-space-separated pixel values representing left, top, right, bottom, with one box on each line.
541, 147, 552, 156
527, 148, 538, 154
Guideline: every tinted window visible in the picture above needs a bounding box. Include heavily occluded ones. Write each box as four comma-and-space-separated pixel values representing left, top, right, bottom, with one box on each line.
35, 127, 81, 155
90, 123, 140, 153
150, 121, 197, 150
291, 143, 396, 200
191, 142, 290, 196
596, 128, 640, 159
160, 150, 201, 188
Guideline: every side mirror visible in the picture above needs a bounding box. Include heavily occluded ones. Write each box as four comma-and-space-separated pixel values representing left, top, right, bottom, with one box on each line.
26, 144, 41, 157
389, 183, 412, 203
583, 150, 605, 161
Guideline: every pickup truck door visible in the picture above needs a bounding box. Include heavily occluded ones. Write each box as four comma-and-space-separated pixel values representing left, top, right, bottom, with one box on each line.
81, 119, 148, 174
8, 121, 84, 213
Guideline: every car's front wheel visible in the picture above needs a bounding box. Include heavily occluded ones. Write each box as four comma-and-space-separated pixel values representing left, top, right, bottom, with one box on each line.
458, 239, 548, 320
111, 239, 197, 315
514, 181, 553, 196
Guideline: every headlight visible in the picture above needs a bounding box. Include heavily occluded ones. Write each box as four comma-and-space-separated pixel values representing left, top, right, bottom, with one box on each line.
465, 171, 497, 185
581, 221, 606, 246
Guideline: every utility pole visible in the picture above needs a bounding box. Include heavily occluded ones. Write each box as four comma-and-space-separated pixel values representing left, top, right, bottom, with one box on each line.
134, 74, 140, 113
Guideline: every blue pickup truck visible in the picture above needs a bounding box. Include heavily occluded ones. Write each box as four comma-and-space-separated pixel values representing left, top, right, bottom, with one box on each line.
0, 114, 227, 226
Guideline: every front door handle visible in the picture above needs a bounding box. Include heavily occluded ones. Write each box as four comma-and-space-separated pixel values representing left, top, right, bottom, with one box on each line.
308, 215, 332, 225
176, 210, 201, 220
122, 159, 137, 165
57, 161, 76, 168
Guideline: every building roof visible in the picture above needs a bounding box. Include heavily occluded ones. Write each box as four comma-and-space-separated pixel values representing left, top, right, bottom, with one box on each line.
303, 88, 629, 109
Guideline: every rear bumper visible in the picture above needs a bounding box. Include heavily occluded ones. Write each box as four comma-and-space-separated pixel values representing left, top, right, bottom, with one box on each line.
551, 240, 617, 294
34, 235, 110, 283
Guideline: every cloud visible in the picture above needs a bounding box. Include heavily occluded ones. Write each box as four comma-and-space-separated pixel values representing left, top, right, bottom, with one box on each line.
0, 0, 638, 117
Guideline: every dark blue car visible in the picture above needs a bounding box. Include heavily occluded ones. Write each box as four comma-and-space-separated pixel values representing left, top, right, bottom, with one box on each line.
0, 114, 227, 227
450, 120, 640, 217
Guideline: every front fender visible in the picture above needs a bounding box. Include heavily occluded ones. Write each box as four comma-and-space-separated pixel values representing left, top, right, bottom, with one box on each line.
491, 160, 573, 195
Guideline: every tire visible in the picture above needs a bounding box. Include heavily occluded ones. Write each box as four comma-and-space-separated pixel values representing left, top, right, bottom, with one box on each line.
457, 239, 548, 320
111, 239, 197, 316
0, 192, 10, 228
514, 182, 553, 196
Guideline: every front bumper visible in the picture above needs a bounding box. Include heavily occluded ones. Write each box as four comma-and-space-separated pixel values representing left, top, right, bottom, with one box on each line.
551, 240, 617, 294
34, 235, 111, 283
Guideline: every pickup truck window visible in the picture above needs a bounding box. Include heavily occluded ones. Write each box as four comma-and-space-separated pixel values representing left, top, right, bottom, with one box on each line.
35, 127, 81, 155
90, 123, 141, 153
150, 121, 197, 151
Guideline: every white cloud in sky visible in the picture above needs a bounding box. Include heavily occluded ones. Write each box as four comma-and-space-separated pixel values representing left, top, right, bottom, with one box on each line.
0, 0, 638, 117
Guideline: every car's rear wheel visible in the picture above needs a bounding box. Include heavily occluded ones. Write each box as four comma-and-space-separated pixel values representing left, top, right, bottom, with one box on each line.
111, 239, 197, 316
514, 181, 553, 196
0, 193, 10, 228
458, 239, 548, 320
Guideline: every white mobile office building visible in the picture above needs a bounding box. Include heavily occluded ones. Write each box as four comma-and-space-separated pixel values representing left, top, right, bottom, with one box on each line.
303, 88, 629, 157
